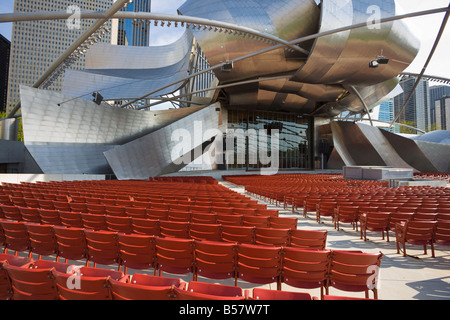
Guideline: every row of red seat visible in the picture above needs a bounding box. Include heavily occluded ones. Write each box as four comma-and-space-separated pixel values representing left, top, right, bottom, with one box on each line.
0, 220, 327, 258
1, 239, 382, 300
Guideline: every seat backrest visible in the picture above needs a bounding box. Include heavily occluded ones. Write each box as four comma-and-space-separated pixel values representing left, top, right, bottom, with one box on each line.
289, 229, 327, 250
108, 277, 177, 300
193, 240, 237, 280
252, 287, 312, 300
221, 225, 255, 244
189, 223, 222, 241
84, 230, 119, 266
254, 227, 290, 246
117, 233, 155, 271
130, 218, 160, 236
154, 237, 195, 275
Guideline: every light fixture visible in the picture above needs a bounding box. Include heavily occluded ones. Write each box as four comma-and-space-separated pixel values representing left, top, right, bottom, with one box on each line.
221, 61, 233, 72
92, 91, 103, 105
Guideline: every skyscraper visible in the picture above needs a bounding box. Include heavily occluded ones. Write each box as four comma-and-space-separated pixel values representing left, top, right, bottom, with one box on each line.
0, 34, 10, 112
429, 85, 450, 130
393, 77, 430, 133
6, 0, 116, 114
116, 0, 151, 46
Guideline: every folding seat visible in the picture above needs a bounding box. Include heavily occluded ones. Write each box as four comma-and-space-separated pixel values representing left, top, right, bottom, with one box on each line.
396, 206, 419, 214
193, 240, 237, 281
388, 212, 414, 237
395, 220, 437, 258
37, 209, 61, 226
210, 202, 231, 209
413, 212, 438, 221
122, 206, 145, 219
327, 250, 383, 299
84, 230, 120, 268
10, 196, 27, 207
18, 207, 41, 223
58, 210, 83, 228
117, 233, 155, 273
233, 208, 257, 216
115, 200, 133, 208
189, 205, 211, 213
146, 209, 169, 221
86, 203, 106, 215
23, 198, 39, 208
359, 212, 391, 242
3, 259, 72, 300
167, 210, 191, 222
252, 287, 312, 300
52, 266, 124, 300
254, 227, 290, 247
189, 223, 222, 242
52, 201, 71, 211
53, 226, 87, 263
221, 225, 255, 244
334, 206, 360, 231
0, 205, 22, 221
289, 229, 328, 250
236, 243, 282, 289
0, 253, 33, 300
159, 220, 190, 239
130, 201, 151, 209
105, 215, 133, 234
313, 201, 336, 224
0, 220, 29, 254
131, 218, 160, 236
36, 199, 54, 210
190, 212, 217, 224
154, 237, 195, 277
281, 248, 330, 298
210, 207, 234, 215
216, 214, 243, 226
108, 273, 183, 300
69, 202, 88, 213
303, 197, 321, 217
174, 281, 247, 300
25, 223, 58, 259
269, 216, 298, 230
242, 215, 270, 228
416, 207, 439, 214
81, 213, 107, 231
435, 220, 450, 248
101, 199, 117, 207
84, 197, 102, 204
0, 195, 13, 206
151, 203, 169, 211
170, 204, 191, 212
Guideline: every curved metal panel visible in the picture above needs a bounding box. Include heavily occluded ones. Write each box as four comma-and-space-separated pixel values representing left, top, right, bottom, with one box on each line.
62, 30, 194, 100
178, 0, 320, 83
293, 0, 420, 86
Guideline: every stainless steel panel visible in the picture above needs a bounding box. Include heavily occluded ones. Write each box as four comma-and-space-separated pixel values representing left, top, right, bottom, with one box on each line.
104, 103, 222, 179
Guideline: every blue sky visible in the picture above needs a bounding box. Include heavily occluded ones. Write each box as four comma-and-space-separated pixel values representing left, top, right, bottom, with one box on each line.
1, 0, 450, 79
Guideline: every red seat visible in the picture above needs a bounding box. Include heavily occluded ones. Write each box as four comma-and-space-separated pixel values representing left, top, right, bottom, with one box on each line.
281, 248, 330, 299
58, 210, 83, 228
18, 207, 41, 223
167, 210, 191, 222
106, 215, 132, 234
190, 212, 217, 224
159, 220, 190, 239
327, 250, 383, 299
189, 223, 222, 241
252, 287, 312, 300
221, 225, 255, 244
193, 240, 237, 281
52, 266, 123, 300
0, 205, 22, 221
108, 273, 183, 300
334, 206, 359, 231
395, 220, 437, 258
174, 281, 247, 300
84, 229, 120, 268
3, 259, 72, 300
131, 218, 160, 236
216, 214, 243, 226
69, 202, 88, 213
53, 226, 87, 263
236, 243, 282, 289
37, 209, 61, 225
146, 209, 168, 221
269, 216, 297, 230
0, 253, 33, 300
254, 227, 290, 246
289, 229, 328, 250
360, 212, 391, 242
81, 213, 107, 231
0, 220, 29, 254
117, 233, 155, 273
435, 220, 450, 247
242, 215, 270, 228
316, 201, 337, 224
105, 205, 126, 217
154, 237, 194, 277
24, 223, 58, 259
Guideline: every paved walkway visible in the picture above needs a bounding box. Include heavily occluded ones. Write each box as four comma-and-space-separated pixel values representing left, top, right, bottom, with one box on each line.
221, 180, 450, 300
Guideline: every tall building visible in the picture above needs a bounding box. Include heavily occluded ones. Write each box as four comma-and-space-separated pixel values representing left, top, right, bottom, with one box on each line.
434, 97, 450, 130
429, 85, 450, 130
0, 34, 10, 113
117, 0, 151, 46
6, 0, 116, 114
394, 77, 430, 132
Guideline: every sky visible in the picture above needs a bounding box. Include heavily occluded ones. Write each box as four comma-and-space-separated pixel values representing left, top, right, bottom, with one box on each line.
0, 0, 450, 80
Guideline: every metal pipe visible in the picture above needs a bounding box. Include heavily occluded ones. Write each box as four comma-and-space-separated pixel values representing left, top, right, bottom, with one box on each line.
389, 3, 450, 130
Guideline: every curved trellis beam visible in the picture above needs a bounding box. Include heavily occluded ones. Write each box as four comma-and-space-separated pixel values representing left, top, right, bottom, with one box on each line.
0, 11, 310, 55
